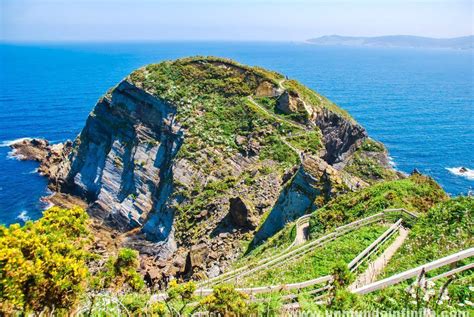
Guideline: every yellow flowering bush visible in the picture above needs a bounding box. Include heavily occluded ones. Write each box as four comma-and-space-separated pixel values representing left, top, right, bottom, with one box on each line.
0, 206, 90, 314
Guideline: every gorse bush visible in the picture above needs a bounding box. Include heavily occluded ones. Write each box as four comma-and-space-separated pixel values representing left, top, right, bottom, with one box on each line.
0, 207, 147, 315
0, 206, 90, 314
91, 247, 144, 292
200, 284, 254, 316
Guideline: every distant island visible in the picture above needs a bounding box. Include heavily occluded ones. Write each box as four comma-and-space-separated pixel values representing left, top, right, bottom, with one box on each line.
306, 35, 474, 50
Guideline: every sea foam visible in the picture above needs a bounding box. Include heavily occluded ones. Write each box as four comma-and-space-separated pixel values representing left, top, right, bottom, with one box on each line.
16, 210, 31, 222
446, 167, 474, 181
0, 137, 32, 148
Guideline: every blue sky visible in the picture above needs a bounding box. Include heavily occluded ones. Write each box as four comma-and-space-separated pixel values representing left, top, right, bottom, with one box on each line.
1, 0, 472, 42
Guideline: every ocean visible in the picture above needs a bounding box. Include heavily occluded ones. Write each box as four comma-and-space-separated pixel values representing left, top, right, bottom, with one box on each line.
0, 42, 473, 225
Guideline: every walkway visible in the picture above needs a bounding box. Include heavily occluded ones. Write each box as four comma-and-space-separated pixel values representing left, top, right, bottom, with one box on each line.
349, 227, 409, 290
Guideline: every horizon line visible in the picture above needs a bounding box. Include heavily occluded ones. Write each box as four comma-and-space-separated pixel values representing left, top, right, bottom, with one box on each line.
1, 34, 473, 44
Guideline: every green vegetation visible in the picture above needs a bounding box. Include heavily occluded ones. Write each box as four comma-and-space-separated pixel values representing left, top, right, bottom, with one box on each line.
353, 197, 474, 312
345, 152, 397, 183
259, 135, 299, 167
129, 57, 325, 166
90, 248, 144, 292
282, 79, 353, 121
237, 224, 387, 287
310, 174, 447, 236
0, 207, 146, 316
382, 196, 473, 277
173, 176, 238, 242
286, 130, 323, 155
200, 284, 253, 315
0, 207, 90, 314
345, 138, 397, 184
360, 138, 385, 152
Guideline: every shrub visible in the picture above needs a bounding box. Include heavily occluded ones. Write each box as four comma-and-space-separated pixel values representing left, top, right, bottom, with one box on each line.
200, 284, 253, 316
157, 280, 198, 316
0, 207, 90, 314
91, 248, 144, 292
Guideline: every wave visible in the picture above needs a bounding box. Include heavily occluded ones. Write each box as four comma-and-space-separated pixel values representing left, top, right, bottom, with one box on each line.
388, 156, 397, 167
6, 149, 25, 160
446, 167, 474, 181
24, 168, 39, 175
0, 137, 32, 148
16, 210, 30, 222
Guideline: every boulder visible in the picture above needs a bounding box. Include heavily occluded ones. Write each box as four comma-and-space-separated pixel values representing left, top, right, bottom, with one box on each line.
276, 91, 313, 119
229, 197, 258, 229
188, 243, 208, 269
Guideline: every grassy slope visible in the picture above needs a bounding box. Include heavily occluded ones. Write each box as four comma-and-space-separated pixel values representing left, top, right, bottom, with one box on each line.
236, 224, 387, 287
309, 174, 447, 237
234, 174, 447, 273
382, 196, 473, 277
344, 139, 399, 184
360, 197, 473, 311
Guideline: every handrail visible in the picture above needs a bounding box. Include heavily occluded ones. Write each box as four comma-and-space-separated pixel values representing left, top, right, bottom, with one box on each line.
217, 217, 381, 285
348, 219, 402, 271
200, 213, 383, 287
200, 208, 417, 287
383, 208, 419, 219
352, 248, 474, 294
196, 275, 333, 297
196, 221, 403, 297
427, 263, 474, 282
153, 221, 407, 302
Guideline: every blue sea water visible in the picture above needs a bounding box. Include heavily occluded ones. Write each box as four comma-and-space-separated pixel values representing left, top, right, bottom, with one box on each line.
0, 42, 473, 225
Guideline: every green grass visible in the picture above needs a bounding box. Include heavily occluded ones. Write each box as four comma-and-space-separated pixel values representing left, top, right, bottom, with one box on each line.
344, 138, 398, 184
382, 196, 473, 278
355, 197, 473, 312
286, 131, 323, 155
309, 174, 448, 237
235, 224, 388, 287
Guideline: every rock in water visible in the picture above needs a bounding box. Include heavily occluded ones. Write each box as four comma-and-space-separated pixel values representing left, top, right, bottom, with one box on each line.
11, 57, 398, 279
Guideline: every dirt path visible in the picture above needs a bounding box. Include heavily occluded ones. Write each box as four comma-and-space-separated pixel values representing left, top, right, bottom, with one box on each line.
247, 96, 307, 130
294, 219, 310, 246
349, 227, 409, 290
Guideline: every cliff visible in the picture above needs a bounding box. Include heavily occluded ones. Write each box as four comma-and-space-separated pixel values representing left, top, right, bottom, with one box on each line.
11, 56, 398, 282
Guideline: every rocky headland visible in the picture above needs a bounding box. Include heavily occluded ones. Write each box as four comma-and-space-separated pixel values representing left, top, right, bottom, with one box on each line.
11, 57, 399, 285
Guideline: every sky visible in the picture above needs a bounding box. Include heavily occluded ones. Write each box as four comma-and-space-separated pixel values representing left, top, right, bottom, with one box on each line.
1, 0, 473, 42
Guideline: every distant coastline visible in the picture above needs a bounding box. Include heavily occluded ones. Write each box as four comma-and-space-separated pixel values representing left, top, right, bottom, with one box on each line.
306, 35, 474, 50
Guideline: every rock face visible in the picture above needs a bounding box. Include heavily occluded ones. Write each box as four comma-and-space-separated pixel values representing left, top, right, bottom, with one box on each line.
229, 197, 258, 229
11, 57, 396, 282
313, 108, 366, 167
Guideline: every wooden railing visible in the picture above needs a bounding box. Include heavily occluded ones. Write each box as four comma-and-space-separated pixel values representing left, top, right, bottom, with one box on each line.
206, 214, 383, 286
195, 219, 406, 297
348, 219, 402, 272
200, 208, 417, 288
351, 248, 474, 295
